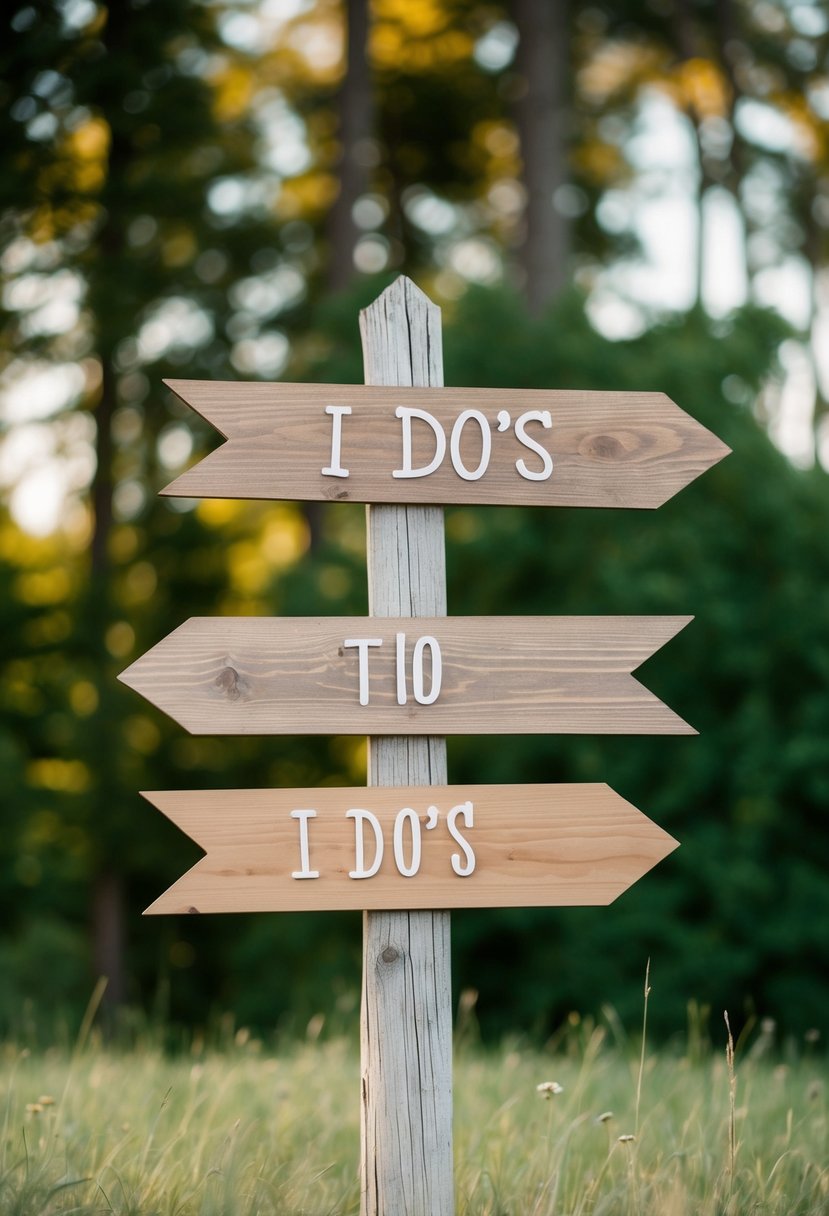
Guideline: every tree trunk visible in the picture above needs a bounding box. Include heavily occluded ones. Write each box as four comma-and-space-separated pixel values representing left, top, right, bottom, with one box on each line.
326, 0, 372, 292
804, 212, 828, 443
672, 0, 708, 309
92, 870, 126, 1008
85, 3, 134, 1016
512, 0, 570, 313
712, 0, 752, 291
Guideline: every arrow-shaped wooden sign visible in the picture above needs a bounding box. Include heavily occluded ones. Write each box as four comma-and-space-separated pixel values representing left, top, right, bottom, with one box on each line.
162, 381, 729, 509
119, 615, 695, 736
141, 784, 678, 914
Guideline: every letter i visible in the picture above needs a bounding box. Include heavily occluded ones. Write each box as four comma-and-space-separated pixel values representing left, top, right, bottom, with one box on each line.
291, 809, 320, 878
396, 632, 407, 704
322, 405, 352, 477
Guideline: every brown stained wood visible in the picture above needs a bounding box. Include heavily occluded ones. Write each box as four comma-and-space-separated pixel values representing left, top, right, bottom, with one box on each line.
142, 784, 679, 915
118, 615, 696, 736
161, 380, 730, 509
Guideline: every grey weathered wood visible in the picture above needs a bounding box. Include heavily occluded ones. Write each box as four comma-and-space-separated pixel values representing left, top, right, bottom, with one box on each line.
117, 614, 696, 736
360, 278, 453, 1216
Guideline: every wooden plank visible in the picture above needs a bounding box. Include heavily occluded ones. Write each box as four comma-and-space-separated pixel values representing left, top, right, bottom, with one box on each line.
118, 614, 696, 736
142, 784, 679, 915
161, 380, 730, 509
360, 278, 452, 1215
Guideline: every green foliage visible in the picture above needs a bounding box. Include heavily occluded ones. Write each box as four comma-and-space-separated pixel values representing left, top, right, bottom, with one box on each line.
3, 0, 828, 1045
441, 288, 829, 1037
0, 0, 332, 1019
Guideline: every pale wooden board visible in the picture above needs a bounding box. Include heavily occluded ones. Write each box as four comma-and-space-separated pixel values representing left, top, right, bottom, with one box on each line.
118, 614, 696, 736
142, 784, 679, 914
162, 380, 730, 509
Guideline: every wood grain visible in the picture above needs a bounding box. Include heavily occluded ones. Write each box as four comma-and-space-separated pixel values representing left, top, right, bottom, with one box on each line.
142, 784, 679, 914
162, 380, 730, 509
360, 278, 453, 1215
118, 614, 696, 736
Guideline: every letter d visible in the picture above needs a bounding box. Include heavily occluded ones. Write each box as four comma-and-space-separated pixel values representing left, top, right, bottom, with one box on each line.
347, 809, 384, 879
393, 407, 446, 478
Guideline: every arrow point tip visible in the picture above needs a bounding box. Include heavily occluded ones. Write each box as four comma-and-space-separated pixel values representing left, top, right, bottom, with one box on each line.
116, 661, 144, 695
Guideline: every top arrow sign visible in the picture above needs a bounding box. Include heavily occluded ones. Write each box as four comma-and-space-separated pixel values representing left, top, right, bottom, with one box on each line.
161, 381, 729, 509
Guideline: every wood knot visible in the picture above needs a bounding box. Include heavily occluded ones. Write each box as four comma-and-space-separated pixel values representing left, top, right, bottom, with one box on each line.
186, 906, 200, 914
583, 433, 625, 461
215, 665, 246, 701
380, 946, 400, 965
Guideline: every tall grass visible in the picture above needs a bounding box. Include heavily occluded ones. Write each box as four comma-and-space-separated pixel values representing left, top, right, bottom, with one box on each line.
1, 1010, 825, 1214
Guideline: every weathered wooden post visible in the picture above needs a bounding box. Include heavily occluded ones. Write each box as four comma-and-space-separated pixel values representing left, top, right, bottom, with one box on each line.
359, 279, 453, 1215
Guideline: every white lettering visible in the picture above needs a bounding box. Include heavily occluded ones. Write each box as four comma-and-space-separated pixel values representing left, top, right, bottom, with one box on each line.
347, 809, 384, 879
321, 404, 352, 478
412, 635, 442, 704
514, 410, 553, 481
343, 637, 382, 706
450, 409, 491, 481
447, 801, 476, 876
395, 631, 407, 705
393, 807, 422, 877
392, 407, 446, 478
290, 809, 319, 879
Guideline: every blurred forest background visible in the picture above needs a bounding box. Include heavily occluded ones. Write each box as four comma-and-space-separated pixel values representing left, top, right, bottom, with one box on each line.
1, 0, 828, 1043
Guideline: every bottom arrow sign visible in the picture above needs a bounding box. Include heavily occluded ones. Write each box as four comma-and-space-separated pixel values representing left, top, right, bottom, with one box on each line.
142, 784, 678, 914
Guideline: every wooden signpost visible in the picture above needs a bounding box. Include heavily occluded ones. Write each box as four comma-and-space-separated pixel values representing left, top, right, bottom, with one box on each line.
120, 276, 728, 1216
119, 614, 695, 736
140, 784, 678, 915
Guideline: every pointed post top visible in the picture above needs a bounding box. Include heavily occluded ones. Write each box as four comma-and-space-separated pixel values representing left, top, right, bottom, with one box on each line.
359, 276, 443, 389
361, 273, 440, 317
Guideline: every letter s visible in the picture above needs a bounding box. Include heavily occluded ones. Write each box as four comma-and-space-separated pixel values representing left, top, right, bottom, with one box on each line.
447, 801, 476, 877
514, 410, 553, 481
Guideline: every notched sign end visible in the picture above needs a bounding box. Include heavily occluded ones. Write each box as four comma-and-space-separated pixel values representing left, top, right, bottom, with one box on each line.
160, 378, 232, 499
140, 790, 209, 916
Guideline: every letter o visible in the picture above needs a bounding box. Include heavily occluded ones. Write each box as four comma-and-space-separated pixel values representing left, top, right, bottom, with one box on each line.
393, 808, 422, 878
412, 635, 442, 705
450, 410, 492, 481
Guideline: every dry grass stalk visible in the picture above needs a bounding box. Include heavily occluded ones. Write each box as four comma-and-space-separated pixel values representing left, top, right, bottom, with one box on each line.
634, 958, 651, 1137
724, 1009, 737, 1192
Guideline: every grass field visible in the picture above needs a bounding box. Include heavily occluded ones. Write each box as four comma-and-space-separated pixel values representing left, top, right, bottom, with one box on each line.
1, 1003, 826, 1215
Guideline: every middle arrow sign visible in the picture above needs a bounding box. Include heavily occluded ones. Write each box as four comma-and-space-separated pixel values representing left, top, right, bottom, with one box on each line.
119, 616, 695, 735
